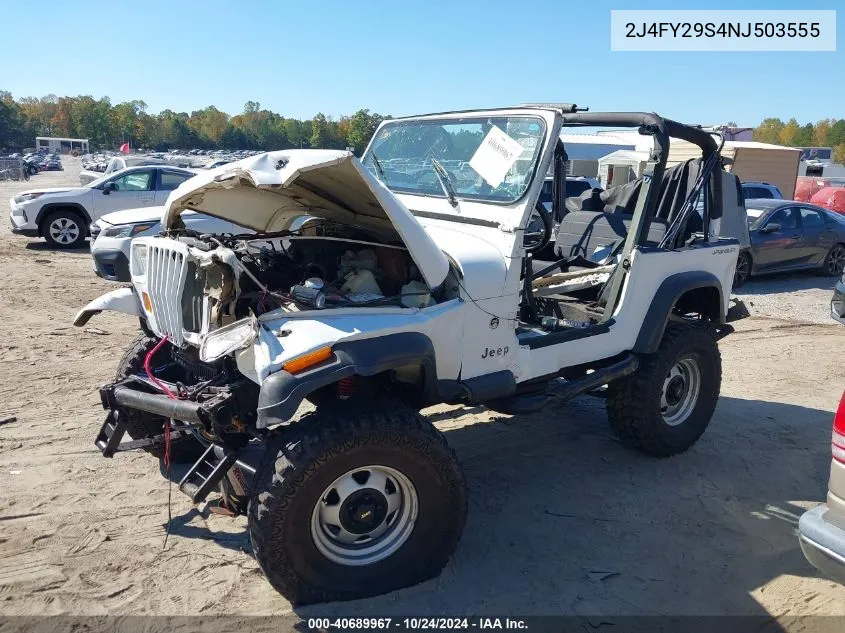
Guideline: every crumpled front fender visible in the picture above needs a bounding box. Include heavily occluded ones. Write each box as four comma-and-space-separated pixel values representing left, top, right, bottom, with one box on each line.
73, 287, 142, 327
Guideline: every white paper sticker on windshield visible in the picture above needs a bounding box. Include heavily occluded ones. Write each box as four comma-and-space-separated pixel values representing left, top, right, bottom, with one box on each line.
469, 125, 524, 188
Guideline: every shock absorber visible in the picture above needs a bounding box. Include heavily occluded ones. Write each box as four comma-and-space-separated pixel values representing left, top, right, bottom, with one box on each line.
337, 376, 356, 400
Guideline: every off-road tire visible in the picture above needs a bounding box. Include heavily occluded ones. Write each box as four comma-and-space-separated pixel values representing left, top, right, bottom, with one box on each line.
248, 402, 468, 605
114, 332, 205, 463
606, 322, 721, 457
41, 209, 87, 248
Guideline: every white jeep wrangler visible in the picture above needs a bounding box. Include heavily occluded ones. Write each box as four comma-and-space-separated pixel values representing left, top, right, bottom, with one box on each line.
74, 106, 741, 604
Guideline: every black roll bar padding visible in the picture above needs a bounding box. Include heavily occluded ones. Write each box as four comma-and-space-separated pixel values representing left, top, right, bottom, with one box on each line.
560, 112, 718, 162
553, 139, 567, 223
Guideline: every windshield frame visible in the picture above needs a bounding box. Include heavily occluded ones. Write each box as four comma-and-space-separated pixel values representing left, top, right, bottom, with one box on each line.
362, 113, 549, 208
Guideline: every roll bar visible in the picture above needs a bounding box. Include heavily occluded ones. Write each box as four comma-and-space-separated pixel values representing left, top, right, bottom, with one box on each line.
559, 112, 719, 163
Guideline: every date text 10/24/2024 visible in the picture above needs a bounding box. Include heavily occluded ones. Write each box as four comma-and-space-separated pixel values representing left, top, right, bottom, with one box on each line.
307, 618, 528, 630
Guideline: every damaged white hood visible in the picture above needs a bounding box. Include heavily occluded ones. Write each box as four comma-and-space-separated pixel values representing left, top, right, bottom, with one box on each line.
161, 149, 449, 288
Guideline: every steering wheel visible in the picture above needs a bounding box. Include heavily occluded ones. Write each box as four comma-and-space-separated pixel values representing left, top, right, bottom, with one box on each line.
523, 200, 553, 254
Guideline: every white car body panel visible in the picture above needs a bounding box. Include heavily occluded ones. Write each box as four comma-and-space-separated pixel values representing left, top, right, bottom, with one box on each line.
92, 188, 156, 216
247, 300, 464, 384
73, 287, 141, 326
76, 108, 739, 414
160, 150, 450, 289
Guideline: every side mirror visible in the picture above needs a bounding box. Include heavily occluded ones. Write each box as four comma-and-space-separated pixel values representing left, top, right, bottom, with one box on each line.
102, 181, 116, 194
761, 222, 781, 234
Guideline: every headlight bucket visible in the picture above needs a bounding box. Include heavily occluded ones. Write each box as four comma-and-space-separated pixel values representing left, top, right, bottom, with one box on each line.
199, 318, 258, 362
130, 243, 148, 277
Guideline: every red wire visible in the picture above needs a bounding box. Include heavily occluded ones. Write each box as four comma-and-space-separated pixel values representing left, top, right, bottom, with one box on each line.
144, 335, 180, 467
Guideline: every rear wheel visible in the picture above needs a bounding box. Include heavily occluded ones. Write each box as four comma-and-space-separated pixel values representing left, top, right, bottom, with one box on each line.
733, 250, 751, 288
41, 210, 86, 248
114, 332, 205, 463
606, 322, 721, 457
823, 243, 845, 277
248, 402, 467, 604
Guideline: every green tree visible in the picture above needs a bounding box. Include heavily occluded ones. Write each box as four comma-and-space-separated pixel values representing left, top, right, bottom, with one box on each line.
778, 118, 801, 146
828, 120, 845, 148
310, 113, 330, 148
795, 123, 815, 147
753, 118, 785, 144
814, 119, 834, 147
347, 109, 384, 153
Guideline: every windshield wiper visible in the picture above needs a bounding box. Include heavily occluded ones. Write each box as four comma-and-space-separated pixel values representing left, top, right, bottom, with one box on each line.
430, 158, 459, 208
369, 152, 387, 184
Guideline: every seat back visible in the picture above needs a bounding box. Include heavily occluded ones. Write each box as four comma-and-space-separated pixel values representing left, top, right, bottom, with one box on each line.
554, 210, 667, 261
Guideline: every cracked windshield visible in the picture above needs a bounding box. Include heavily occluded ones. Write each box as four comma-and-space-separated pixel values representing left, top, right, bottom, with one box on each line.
363, 116, 546, 204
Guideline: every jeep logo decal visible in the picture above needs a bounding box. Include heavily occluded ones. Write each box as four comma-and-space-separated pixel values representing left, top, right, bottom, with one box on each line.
481, 346, 509, 359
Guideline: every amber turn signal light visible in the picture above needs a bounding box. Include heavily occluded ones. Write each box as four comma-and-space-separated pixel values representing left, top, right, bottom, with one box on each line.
283, 346, 333, 374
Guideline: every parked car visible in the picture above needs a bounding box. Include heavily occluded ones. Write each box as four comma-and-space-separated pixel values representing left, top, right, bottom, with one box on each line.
798, 390, 845, 585
90, 206, 241, 281
831, 270, 845, 324
741, 181, 783, 200
9, 166, 195, 248
39, 156, 63, 171
22, 157, 40, 175
734, 199, 845, 285
79, 155, 167, 185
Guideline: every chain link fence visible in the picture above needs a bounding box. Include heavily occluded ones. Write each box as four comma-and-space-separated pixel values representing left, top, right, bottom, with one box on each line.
0, 158, 29, 181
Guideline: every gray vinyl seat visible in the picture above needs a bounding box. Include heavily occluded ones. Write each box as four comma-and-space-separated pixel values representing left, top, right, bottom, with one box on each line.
554, 210, 668, 261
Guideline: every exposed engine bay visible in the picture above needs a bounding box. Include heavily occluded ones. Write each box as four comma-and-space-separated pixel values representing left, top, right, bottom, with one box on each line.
167, 219, 458, 336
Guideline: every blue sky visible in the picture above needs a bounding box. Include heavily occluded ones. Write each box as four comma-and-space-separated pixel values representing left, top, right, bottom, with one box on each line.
1, 0, 841, 125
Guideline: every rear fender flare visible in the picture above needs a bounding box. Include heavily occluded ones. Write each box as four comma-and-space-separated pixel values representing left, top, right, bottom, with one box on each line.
633, 271, 724, 354
73, 287, 142, 327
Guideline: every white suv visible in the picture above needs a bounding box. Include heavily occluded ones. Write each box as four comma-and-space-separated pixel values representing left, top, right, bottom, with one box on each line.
9, 166, 195, 248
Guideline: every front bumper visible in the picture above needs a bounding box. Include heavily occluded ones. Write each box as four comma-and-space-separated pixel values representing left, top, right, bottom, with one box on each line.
92, 248, 131, 282
799, 504, 845, 585
9, 200, 39, 236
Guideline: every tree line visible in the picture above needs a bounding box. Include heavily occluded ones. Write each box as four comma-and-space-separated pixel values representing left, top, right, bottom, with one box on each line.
752, 117, 845, 162
0, 91, 387, 154
2, 90, 844, 162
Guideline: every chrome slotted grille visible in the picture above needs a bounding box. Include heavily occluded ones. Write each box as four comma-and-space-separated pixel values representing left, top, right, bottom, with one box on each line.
146, 240, 189, 346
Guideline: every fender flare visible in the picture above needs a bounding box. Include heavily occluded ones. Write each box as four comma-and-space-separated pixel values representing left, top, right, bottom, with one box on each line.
256, 332, 436, 428
633, 271, 724, 354
73, 287, 142, 327
36, 203, 93, 230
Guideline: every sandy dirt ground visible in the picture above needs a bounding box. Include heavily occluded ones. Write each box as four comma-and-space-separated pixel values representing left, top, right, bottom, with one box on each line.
1, 157, 845, 625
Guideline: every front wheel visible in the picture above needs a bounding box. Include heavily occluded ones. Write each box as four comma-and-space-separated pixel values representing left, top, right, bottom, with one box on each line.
248, 402, 467, 605
42, 210, 86, 248
606, 322, 721, 457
